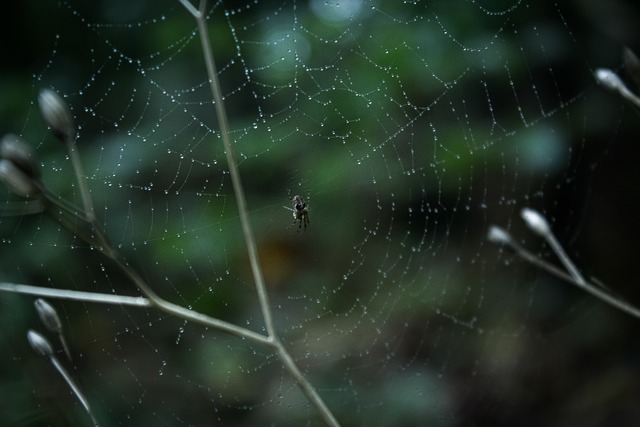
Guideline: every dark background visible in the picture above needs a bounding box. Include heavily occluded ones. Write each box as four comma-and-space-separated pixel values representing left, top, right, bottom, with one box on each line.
1, 0, 639, 426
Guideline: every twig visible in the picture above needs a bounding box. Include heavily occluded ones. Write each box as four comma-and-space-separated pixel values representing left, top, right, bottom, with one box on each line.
179, 1, 340, 425
520, 208, 586, 285
488, 216, 640, 320
0, 282, 150, 306
0, 282, 270, 343
28, 330, 99, 426
184, 0, 276, 338
595, 68, 640, 110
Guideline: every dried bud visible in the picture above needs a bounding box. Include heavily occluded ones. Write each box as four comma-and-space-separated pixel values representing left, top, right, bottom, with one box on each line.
0, 134, 40, 180
27, 330, 54, 358
0, 159, 41, 197
594, 68, 625, 92
486, 225, 513, 246
34, 299, 63, 334
38, 88, 75, 142
623, 47, 640, 90
595, 66, 640, 108
521, 208, 550, 236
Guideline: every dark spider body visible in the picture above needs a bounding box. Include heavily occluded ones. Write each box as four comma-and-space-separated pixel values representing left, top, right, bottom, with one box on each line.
291, 195, 309, 231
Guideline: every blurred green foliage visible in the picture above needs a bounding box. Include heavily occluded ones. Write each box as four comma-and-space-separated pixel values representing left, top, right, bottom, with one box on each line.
1, 0, 640, 426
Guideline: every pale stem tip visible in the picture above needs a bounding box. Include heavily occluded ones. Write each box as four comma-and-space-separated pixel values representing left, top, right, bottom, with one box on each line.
0, 159, 41, 197
27, 330, 54, 358
520, 208, 550, 236
34, 298, 63, 334
0, 134, 41, 180
487, 225, 513, 245
595, 68, 624, 92
38, 88, 75, 142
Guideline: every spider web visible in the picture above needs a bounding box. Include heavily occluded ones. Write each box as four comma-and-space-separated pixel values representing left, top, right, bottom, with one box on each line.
1, 0, 640, 425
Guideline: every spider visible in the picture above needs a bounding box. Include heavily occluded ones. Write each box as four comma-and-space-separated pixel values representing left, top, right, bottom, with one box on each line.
285, 195, 309, 231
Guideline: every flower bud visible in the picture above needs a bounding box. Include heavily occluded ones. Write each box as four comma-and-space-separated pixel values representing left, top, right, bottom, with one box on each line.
38, 88, 75, 142
27, 330, 54, 358
594, 68, 624, 92
0, 134, 40, 180
486, 225, 513, 245
521, 208, 550, 236
0, 159, 41, 197
34, 299, 63, 334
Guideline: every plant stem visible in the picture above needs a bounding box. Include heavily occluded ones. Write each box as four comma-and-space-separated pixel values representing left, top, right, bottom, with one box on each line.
66, 137, 95, 222
493, 232, 640, 320
189, 0, 275, 342
179, 1, 340, 425
0, 282, 150, 305
514, 245, 640, 320
273, 338, 341, 427
49, 355, 99, 427
107, 249, 272, 343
